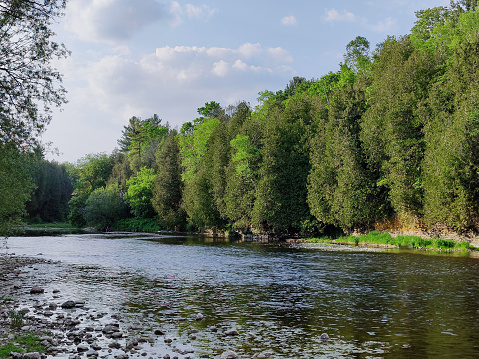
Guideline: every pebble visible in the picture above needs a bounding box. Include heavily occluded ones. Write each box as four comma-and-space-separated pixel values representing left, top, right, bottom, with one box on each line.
221, 351, 239, 359
30, 287, 44, 294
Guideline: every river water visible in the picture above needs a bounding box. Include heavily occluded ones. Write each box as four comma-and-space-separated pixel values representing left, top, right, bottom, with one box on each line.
4, 233, 479, 358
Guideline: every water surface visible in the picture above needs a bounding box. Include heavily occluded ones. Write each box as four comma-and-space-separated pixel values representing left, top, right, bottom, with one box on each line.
4, 233, 479, 358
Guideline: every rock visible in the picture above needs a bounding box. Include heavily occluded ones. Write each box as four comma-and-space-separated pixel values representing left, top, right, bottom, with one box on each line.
85, 349, 99, 357
126, 338, 139, 350
220, 351, 239, 359
195, 313, 204, 321
320, 333, 329, 341
91, 343, 102, 351
224, 329, 239, 336
61, 301, 76, 309
116, 355, 129, 359
77, 344, 89, 352
30, 287, 44, 294
23, 353, 41, 359
163, 355, 170, 359
110, 331, 123, 338
108, 342, 121, 349
48, 303, 58, 310
154, 329, 165, 335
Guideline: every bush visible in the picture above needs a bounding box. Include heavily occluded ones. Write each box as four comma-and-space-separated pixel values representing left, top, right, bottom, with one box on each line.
84, 185, 127, 231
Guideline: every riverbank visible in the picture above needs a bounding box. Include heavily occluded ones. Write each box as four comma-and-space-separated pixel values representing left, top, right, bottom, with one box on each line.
0, 253, 257, 359
0, 254, 183, 359
301, 231, 478, 252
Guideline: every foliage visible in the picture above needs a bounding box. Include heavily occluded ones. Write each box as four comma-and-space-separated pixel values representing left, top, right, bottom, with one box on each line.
126, 167, 157, 219
118, 114, 168, 172
112, 218, 161, 232
25, 154, 73, 223
0, 0, 69, 148
0, 145, 34, 236
152, 132, 185, 229
83, 185, 127, 231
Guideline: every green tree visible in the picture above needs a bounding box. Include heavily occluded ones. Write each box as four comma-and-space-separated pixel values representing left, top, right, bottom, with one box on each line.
152, 131, 185, 229
26, 155, 73, 223
126, 167, 157, 218
0, 145, 34, 235
0, 0, 69, 148
84, 185, 127, 231
67, 153, 114, 226
252, 94, 314, 233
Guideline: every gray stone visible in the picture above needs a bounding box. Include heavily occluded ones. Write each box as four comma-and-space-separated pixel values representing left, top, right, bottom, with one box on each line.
126, 338, 139, 350
77, 344, 89, 352
220, 351, 239, 359
30, 287, 44, 294
320, 333, 329, 341
61, 301, 76, 309
85, 349, 98, 357
23, 353, 41, 359
108, 342, 121, 349
224, 329, 239, 336
195, 313, 204, 321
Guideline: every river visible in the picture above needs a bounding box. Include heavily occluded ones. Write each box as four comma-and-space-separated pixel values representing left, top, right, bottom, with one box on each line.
3, 233, 479, 358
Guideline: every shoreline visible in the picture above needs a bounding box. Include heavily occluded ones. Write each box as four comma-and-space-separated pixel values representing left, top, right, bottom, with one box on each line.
0, 254, 198, 359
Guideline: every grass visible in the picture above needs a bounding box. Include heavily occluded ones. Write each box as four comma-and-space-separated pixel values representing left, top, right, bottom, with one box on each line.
27, 222, 76, 229
112, 218, 161, 232
307, 231, 477, 251
9, 311, 24, 329
0, 334, 45, 358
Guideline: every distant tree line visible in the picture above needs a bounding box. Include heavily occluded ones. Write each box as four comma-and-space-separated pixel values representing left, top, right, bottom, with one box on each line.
4, 1, 479, 238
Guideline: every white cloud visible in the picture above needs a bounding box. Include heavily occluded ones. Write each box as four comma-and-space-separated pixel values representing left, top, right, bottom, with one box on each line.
324, 8, 397, 33
170, 1, 217, 27
44, 42, 295, 161
64, 0, 166, 43
324, 9, 356, 22
281, 16, 297, 26
371, 17, 396, 32
268, 47, 293, 63
212, 60, 230, 77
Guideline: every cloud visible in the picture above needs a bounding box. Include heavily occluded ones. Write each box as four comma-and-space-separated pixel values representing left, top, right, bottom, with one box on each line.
64, 0, 167, 43
323, 8, 397, 33
170, 1, 217, 26
324, 9, 356, 22
371, 17, 396, 32
45, 42, 295, 161
281, 16, 297, 26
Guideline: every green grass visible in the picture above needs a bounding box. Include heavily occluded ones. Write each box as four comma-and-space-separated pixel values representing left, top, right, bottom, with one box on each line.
25, 222, 76, 229
112, 218, 161, 232
307, 231, 477, 251
0, 335, 45, 358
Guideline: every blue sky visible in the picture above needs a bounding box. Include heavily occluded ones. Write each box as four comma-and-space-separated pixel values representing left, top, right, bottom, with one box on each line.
43, 0, 449, 162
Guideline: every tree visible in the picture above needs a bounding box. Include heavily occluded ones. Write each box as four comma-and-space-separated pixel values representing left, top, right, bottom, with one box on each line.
0, 144, 34, 235
84, 185, 127, 231
344, 36, 371, 73
117, 115, 168, 172
151, 131, 185, 229
126, 167, 157, 219
0, 0, 69, 148
26, 154, 73, 223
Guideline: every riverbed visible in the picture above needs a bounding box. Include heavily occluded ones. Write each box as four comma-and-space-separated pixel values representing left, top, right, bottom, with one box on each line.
3, 233, 479, 358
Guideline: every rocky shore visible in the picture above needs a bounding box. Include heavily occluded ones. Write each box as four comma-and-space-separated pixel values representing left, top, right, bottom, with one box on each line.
0, 254, 257, 359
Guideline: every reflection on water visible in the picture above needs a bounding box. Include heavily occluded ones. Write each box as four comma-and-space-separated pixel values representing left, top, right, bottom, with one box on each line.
6, 233, 479, 358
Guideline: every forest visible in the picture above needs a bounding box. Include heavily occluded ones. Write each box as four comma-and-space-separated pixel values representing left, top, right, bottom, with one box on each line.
3, 1, 479, 238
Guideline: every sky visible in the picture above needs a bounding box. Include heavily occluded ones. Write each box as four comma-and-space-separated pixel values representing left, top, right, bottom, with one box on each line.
42, 0, 450, 163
